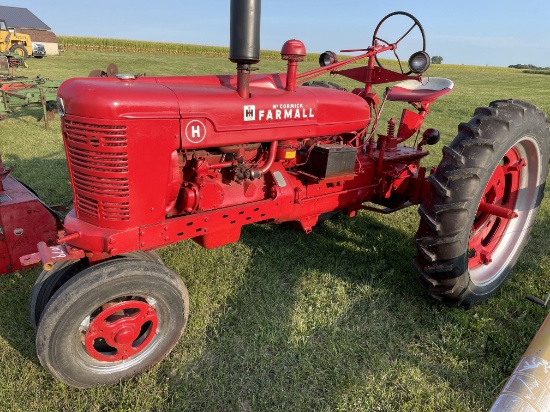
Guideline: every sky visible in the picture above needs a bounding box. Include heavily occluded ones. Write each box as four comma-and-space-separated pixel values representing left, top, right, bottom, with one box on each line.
2, 0, 550, 68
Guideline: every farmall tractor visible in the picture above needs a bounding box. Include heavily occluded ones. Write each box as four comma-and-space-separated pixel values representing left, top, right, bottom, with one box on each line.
0, 0, 548, 388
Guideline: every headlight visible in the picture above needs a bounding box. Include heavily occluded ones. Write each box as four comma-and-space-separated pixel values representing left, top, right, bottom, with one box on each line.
57, 97, 65, 117
408, 51, 430, 74
319, 51, 338, 67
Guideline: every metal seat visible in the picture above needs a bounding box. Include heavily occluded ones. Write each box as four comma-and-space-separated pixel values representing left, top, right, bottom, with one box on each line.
386, 77, 455, 102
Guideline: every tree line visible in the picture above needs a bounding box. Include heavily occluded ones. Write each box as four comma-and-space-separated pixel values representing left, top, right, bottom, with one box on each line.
508, 64, 550, 70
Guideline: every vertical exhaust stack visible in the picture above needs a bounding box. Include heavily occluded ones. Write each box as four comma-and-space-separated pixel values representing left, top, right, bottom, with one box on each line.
229, 0, 261, 99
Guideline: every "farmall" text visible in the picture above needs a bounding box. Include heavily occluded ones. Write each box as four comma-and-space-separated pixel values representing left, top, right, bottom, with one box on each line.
243, 104, 315, 122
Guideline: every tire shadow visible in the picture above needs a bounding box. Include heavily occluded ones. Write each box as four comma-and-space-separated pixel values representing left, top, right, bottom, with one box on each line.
157, 209, 535, 411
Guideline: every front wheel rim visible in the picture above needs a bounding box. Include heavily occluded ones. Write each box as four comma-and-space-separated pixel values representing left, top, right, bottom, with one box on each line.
80, 297, 159, 364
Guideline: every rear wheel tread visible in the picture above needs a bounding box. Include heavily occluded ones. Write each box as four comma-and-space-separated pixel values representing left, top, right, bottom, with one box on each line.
443, 168, 483, 181
418, 205, 440, 232
441, 146, 465, 166
415, 100, 549, 307
427, 174, 450, 198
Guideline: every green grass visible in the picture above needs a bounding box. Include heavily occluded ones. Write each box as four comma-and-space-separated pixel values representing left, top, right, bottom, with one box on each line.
1, 49, 550, 411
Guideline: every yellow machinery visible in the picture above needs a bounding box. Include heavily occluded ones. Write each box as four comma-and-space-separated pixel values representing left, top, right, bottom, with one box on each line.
0, 19, 32, 58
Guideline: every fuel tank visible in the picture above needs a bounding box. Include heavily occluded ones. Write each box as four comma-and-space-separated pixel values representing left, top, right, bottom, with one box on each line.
57, 73, 371, 149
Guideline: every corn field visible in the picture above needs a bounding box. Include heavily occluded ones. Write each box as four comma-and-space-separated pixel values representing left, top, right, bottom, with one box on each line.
57, 36, 325, 62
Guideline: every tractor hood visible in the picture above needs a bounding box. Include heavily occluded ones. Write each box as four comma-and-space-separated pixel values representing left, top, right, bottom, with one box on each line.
58, 74, 370, 149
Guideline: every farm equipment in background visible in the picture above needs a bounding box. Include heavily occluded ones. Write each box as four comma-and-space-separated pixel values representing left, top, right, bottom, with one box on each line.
88, 63, 146, 79
0, 19, 32, 58
0, 0, 548, 388
0, 51, 26, 76
88, 63, 120, 78
0, 76, 61, 128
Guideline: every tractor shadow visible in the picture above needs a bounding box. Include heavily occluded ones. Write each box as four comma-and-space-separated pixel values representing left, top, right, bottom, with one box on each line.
158, 206, 550, 411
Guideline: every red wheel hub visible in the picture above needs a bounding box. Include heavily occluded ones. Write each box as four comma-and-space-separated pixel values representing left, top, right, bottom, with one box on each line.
84, 299, 158, 362
468, 148, 525, 269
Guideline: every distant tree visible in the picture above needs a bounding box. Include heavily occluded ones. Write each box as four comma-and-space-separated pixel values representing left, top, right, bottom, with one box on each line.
508, 63, 550, 70
431, 55, 443, 64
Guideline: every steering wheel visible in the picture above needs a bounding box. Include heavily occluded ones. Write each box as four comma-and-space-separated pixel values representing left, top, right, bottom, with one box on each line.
372, 11, 426, 75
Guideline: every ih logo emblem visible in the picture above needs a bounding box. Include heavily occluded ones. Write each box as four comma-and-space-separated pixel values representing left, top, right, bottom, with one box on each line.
244, 105, 256, 122
185, 120, 207, 144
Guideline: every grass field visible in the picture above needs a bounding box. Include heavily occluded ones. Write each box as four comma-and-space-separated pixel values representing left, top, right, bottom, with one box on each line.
1, 48, 550, 411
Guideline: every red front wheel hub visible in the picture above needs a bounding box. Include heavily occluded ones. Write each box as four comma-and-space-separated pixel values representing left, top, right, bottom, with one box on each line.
84, 299, 158, 362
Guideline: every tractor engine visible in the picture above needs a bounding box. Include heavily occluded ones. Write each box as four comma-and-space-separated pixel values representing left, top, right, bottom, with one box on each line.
57, 66, 377, 254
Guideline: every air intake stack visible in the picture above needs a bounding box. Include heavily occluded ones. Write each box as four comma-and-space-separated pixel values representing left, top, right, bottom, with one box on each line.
229, 0, 261, 98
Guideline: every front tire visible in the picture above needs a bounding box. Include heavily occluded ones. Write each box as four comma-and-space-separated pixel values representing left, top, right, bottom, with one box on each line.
414, 100, 549, 308
29, 250, 163, 331
36, 259, 188, 388
9, 44, 28, 58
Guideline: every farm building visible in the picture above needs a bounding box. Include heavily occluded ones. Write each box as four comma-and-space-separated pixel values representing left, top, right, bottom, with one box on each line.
0, 5, 59, 55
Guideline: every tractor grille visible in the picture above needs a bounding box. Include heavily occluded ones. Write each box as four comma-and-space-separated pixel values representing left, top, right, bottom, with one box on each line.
63, 119, 130, 221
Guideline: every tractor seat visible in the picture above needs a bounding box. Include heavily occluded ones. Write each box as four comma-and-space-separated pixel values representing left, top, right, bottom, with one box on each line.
386, 77, 455, 102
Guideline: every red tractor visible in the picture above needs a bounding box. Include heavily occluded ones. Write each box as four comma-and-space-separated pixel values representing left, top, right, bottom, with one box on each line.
1, 0, 548, 388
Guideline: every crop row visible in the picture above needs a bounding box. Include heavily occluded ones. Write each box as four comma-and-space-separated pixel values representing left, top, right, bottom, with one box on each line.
57, 36, 326, 62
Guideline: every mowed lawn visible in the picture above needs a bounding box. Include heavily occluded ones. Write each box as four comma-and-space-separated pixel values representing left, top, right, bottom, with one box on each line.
1, 49, 550, 411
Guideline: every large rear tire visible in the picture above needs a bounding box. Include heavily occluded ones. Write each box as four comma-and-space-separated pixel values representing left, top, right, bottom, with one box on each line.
414, 100, 549, 308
